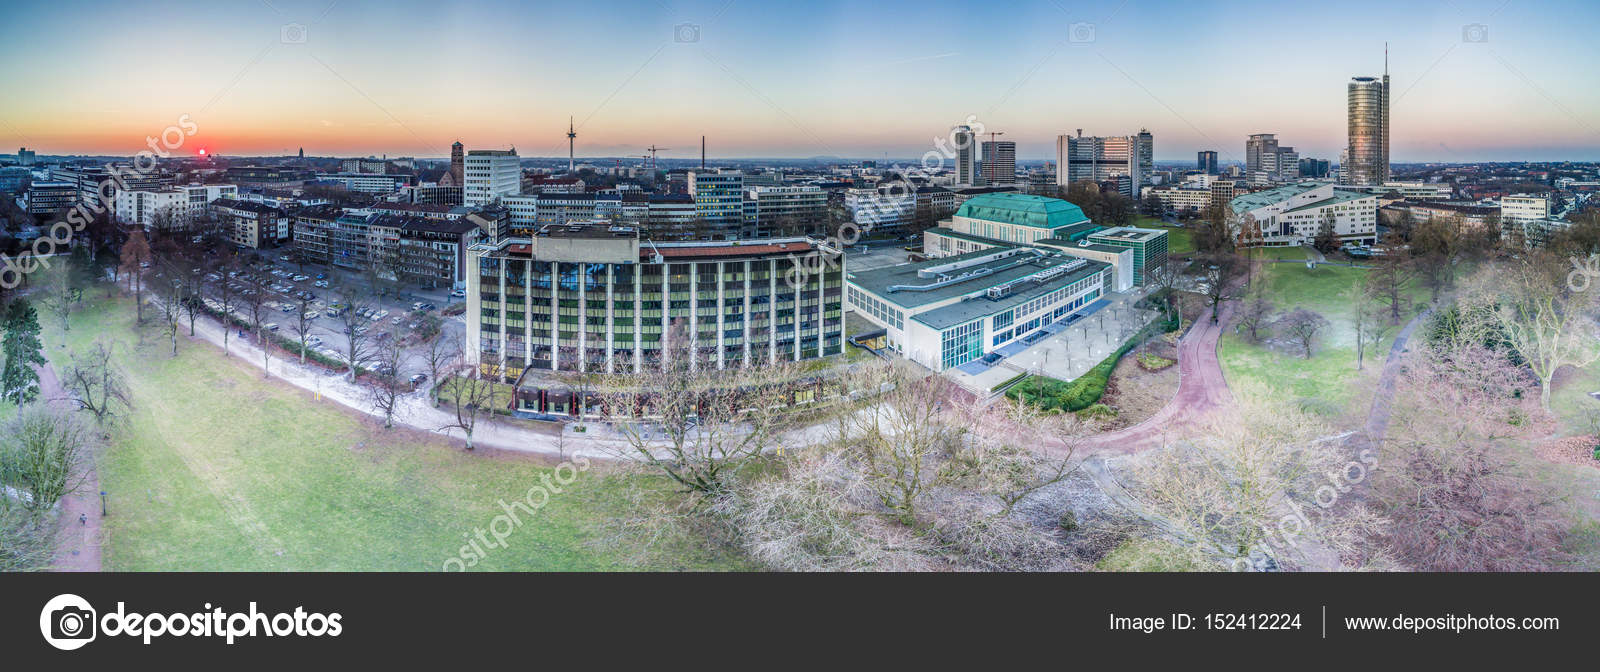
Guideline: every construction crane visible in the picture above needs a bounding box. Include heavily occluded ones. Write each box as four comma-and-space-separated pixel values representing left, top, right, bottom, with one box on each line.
644, 145, 669, 172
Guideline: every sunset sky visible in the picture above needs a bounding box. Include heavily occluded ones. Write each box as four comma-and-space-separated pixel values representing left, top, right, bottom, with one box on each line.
2, 0, 1597, 162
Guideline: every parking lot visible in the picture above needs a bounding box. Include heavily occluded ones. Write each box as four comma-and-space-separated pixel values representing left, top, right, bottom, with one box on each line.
176, 249, 470, 381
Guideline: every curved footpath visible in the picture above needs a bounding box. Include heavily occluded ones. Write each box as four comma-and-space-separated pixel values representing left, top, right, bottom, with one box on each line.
1072, 301, 1236, 456
36, 359, 103, 571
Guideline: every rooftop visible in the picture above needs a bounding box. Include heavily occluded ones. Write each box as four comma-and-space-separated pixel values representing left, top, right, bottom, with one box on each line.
1229, 181, 1330, 212
953, 192, 1091, 230
1282, 190, 1372, 214
1087, 226, 1166, 243
848, 247, 1106, 316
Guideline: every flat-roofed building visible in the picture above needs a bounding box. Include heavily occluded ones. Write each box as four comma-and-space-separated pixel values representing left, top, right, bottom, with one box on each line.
1228, 182, 1378, 247
846, 247, 1114, 371
212, 198, 286, 248
467, 224, 845, 385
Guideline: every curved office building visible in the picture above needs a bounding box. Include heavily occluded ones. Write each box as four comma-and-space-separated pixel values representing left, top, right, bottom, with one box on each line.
1344, 74, 1390, 186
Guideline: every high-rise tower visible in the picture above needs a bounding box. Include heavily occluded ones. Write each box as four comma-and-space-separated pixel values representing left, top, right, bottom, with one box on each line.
1343, 47, 1390, 185
566, 117, 577, 173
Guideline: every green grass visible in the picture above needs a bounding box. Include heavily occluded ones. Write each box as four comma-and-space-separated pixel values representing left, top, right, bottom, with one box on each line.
1097, 537, 1205, 571
1218, 263, 1430, 418
44, 296, 743, 571
1550, 361, 1600, 436
1129, 216, 1196, 255
1250, 246, 1309, 261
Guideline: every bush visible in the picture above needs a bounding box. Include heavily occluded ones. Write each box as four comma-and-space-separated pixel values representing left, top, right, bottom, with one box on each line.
1059, 510, 1079, 533
1077, 403, 1117, 419
1135, 352, 1175, 371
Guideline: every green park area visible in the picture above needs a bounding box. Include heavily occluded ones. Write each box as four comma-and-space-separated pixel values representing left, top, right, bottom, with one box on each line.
43, 296, 741, 571
1217, 262, 1429, 419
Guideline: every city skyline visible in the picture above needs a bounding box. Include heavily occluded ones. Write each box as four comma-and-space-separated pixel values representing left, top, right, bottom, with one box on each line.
2, 0, 1597, 162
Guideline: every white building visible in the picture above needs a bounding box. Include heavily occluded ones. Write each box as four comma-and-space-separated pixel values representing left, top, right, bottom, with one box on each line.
1500, 194, 1551, 225
463, 148, 520, 207
1228, 182, 1378, 247
844, 185, 916, 234
1140, 185, 1212, 214
114, 183, 238, 231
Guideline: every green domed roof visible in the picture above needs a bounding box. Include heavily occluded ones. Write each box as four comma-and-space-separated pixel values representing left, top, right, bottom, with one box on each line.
954, 192, 1091, 229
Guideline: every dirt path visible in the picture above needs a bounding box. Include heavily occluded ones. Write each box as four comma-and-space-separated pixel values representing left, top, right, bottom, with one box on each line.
37, 359, 104, 572
1067, 301, 1236, 456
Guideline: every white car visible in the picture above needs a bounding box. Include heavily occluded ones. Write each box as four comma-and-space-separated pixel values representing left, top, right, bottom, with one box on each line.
450, 289, 466, 298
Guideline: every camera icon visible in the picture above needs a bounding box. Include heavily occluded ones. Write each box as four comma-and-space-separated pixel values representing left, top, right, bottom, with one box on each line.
1069, 22, 1096, 44
674, 22, 700, 43
39, 594, 97, 651
1462, 23, 1489, 43
281, 22, 308, 44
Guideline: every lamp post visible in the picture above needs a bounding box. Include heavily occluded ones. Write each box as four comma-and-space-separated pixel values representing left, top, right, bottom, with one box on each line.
99, 491, 107, 516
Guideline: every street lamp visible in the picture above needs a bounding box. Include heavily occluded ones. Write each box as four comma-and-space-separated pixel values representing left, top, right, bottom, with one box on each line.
99, 491, 107, 517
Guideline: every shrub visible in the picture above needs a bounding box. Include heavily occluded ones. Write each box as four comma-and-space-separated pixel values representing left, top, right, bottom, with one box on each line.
1077, 403, 1117, 419
1059, 510, 1079, 533
1135, 352, 1175, 371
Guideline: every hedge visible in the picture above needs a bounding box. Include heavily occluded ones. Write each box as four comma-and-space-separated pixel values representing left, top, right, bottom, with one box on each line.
1004, 310, 1180, 413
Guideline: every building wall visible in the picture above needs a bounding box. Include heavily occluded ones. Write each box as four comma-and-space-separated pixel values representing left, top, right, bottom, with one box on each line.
467, 241, 844, 379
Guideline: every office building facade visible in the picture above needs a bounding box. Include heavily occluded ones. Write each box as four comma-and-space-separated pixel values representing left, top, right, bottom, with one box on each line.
1056, 129, 1153, 197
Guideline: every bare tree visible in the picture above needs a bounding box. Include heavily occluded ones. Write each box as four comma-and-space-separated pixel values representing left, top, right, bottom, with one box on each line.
334, 286, 381, 379
1345, 278, 1390, 370
439, 353, 502, 450
607, 321, 792, 496
1125, 391, 1350, 571
287, 291, 318, 365
1373, 339, 1566, 570
159, 274, 183, 356
118, 229, 152, 323
37, 262, 73, 333
0, 403, 92, 514
828, 362, 961, 525
1367, 233, 1413, 324
59, 339, 132, 427
1280, 308, 1328, 359
1198, 253, 1242, 324
214, 258, 240, 357
243, 273, 272, 376
1473, 259, 1600, 409
366, 333, 406, 429
416, 315, 460, 407
1235, 279, 1274, 343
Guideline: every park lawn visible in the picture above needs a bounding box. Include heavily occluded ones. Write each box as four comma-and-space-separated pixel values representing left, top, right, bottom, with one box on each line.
1128, 216, 1196, 255
1251, 246, 1308, 261
1218, 262, 1429, 419
1550, 360, 1600, 436
46, 296, 744, 571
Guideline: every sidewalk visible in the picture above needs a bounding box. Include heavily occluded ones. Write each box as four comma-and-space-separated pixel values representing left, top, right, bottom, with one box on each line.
176, 306, 840, 459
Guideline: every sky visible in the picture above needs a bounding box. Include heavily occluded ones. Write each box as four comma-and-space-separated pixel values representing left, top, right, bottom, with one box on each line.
1, 0, 1597, 163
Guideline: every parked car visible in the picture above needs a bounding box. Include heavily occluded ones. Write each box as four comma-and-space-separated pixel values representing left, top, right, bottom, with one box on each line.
410, 373, 427, 385
391, 316, 404, 325
293, 275, 308, 282
281, 305, 295, 313
449, 289, 466, 298
265, 323, 279, 332
315, 273, 327, 280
